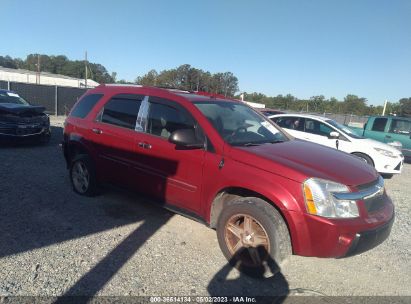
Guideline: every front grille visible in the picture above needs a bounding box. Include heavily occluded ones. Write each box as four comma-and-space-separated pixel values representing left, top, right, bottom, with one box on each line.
364, 194, 386, 213
0, 127, 16, 135
0, 126, 43, 136
355, 177, 386, 214
15, 127, 43, 136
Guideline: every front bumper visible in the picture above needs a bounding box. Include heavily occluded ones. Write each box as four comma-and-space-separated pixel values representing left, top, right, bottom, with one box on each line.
345, 214, 394, 257
375, 154, 404, 174
0, 125, 50, 138
291, 193, 394, 258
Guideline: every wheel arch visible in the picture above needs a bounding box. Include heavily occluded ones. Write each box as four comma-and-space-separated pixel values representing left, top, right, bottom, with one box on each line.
208, 186, 296, 253
351, 151, 375, 167
64, 135, 95, 168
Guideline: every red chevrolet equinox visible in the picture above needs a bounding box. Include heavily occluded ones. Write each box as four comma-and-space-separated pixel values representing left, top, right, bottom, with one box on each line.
63, 84, 394, 275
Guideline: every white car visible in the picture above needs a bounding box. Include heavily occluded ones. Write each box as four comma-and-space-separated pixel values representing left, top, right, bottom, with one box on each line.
269, 114, 404, 176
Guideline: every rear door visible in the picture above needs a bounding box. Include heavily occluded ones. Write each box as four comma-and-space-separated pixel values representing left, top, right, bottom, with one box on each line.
88, 93, 143, 187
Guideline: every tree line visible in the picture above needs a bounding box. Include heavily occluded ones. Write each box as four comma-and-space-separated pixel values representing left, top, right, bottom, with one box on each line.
1, 55, 410, 116
0, 54, 114, 83
133, 64, 239, 97
240, 92, 411, 117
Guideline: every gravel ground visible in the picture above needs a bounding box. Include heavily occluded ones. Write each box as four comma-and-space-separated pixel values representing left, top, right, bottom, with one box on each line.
0, 117, 410, 299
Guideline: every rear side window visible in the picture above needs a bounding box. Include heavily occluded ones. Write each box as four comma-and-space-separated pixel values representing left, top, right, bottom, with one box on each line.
100, 94, 143, 129
371, 118, 388, 132
70, 94, 103, 118
275, 116, 304, 131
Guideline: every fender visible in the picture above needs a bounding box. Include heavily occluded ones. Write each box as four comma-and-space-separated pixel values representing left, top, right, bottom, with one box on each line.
64, 133, 97, 167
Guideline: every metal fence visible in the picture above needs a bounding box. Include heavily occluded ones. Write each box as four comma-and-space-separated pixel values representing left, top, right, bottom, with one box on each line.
0, 80, 87, 116
1, 81, 371, 124
281, 109, 368, 127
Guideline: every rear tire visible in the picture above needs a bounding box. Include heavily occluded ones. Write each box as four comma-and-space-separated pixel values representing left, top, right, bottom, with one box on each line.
216, 197, 291, 278
352, 152, 374, 167
70, 154, 98, 196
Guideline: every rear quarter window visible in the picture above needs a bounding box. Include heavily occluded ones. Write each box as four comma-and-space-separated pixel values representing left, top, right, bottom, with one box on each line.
70, 94, 103, 118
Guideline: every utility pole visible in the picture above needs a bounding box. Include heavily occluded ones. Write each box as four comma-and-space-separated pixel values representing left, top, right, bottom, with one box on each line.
85, 51, 88, 88
36, 54, 41, 84
382, 99, 388, 116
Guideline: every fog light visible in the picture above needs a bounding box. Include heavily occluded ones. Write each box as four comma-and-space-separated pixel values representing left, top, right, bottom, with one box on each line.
339, 235, 354, 246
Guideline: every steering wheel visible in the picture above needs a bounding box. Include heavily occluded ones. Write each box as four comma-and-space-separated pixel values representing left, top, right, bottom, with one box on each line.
226, 126, 248, 142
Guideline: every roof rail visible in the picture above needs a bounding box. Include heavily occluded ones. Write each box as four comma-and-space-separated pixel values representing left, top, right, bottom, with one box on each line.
99, 83, 143, 88
194, 91, 228, 99
95, 84, 234, 100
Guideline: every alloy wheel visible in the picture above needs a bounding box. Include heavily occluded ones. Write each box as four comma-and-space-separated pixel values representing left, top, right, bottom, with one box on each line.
72, 161, 90, 193
224, 213, 270, 267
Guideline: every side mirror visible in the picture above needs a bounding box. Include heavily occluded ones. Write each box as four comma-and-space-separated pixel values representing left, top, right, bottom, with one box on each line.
169, 129, 204, 149
329, 131, 340, 139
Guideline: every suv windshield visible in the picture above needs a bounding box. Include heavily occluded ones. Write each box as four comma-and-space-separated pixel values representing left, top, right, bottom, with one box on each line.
194, 101, 288, 146
326, 119, 363, 139
0, 91, 30, 105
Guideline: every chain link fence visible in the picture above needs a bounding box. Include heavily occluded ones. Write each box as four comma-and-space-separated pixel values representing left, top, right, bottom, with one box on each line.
0, 80, 87, 115
278, 109, 368, 127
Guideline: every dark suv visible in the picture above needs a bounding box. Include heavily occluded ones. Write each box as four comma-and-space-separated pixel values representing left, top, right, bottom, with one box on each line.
0, 89, 51, 143
63, 84, 394, 274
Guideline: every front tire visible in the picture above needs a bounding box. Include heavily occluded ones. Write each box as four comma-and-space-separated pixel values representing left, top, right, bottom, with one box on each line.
352, 152, 374, 167
70, 154, 98, 196
216, 197, 291, 277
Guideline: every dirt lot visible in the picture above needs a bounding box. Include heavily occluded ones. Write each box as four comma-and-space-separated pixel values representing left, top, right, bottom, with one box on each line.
0, 117, 410, 299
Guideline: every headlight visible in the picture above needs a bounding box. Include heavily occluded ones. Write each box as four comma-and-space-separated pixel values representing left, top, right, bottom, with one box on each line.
303, 178, 359, 218
374, 147, 396, 158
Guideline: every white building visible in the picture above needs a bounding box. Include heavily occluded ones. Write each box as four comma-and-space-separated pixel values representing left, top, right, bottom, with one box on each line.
239, 93, 265, 108
0, 66, 99, 88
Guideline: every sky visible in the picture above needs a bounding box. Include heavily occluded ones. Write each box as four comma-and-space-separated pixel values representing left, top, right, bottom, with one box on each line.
1, 0, 410, 105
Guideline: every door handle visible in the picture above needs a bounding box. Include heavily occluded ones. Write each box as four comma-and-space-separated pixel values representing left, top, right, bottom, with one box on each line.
385, 135, 392, 139
92, 128, 103, 134
138, 142, 152, 149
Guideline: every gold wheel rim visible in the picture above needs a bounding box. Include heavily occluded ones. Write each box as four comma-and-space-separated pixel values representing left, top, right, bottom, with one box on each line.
224, 213, 270, 267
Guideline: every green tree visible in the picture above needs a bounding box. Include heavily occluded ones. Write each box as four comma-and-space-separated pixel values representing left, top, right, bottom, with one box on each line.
342, 94, 368, 115
399, 98, 411, 116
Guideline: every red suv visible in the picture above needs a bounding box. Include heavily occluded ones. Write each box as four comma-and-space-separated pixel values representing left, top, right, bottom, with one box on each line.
63, 85, 394, 274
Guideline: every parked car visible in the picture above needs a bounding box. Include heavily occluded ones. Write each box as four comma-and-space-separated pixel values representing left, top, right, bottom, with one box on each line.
348, 116, 411, 160
62, 85, 394, 275
259, 108, 285, 116
269, 114, 404, 177
0, 89, 51, 143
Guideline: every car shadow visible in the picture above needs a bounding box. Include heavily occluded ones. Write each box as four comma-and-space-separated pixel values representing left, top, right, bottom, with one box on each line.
207, 247, 289, 301
0, 125, 184, 299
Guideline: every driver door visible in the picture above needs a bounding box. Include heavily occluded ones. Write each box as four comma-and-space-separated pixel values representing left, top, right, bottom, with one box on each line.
132, 96, 206, 214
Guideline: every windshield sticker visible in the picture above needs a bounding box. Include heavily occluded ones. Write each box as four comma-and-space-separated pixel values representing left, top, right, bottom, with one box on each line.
261, 121, 279, 135
7, 92, 20, 98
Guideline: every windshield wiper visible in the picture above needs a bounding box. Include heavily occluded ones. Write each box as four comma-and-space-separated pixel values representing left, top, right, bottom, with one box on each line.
264, 140, 284, 144
234, 142, 263, 147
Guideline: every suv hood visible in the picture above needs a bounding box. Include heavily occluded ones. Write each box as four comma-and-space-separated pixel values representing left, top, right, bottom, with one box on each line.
0, 103, 46, 115
231, 139, 379, 187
